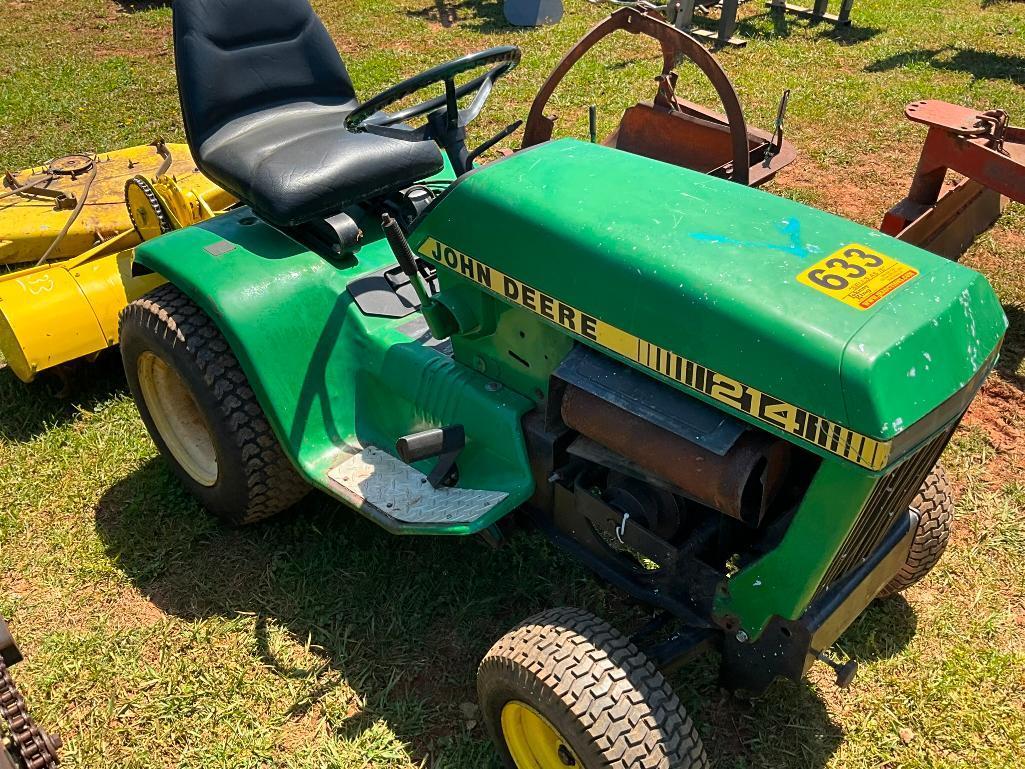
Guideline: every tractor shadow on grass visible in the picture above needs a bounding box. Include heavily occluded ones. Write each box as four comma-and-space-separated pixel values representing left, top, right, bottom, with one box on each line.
729, 11, 882, 47
95, 458, 917, 769
0, 349, 126, 443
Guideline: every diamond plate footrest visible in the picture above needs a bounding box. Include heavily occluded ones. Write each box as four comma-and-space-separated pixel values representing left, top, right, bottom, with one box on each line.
327, 446, 508, 525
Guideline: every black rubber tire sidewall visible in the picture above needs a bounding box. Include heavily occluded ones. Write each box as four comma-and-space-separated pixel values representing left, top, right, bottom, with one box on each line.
120, 286, 308, 524
880, 463, 954, 596
478, 607, 708, 769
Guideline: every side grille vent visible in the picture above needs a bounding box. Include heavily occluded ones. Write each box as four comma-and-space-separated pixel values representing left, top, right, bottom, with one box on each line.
815, 427, 955, 597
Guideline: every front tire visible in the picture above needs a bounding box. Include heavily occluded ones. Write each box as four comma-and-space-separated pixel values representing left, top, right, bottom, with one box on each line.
120, 284, 309, 525
478, 607, 708, 769
880, 463, 954, 596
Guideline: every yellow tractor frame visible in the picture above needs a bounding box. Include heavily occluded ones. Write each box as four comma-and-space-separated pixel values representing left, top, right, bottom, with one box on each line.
0, 142, 233, 382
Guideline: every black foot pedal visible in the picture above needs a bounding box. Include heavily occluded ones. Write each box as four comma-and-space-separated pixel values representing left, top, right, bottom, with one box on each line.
396, 425, 465, 488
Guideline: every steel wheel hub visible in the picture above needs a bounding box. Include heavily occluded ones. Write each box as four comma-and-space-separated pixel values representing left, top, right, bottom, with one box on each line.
501, 701, 580, 769
137, 351, 218, 487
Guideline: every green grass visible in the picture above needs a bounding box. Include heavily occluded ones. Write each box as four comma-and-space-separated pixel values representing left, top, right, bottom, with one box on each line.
1, 0, 1024, 767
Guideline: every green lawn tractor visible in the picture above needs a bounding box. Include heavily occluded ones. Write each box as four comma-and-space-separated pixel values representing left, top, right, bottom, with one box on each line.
118, 2, 1006, 766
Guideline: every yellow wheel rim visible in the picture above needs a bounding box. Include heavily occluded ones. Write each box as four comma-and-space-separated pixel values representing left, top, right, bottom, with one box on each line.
501, 701, 581, 769
137, 351, 218, 487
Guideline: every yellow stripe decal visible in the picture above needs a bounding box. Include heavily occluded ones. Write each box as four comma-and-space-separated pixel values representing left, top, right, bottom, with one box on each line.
419, 237, 891, 471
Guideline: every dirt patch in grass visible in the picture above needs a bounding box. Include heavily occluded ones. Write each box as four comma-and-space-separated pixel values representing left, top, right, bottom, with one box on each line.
959, 227, 1025, 492
111, 1, 171, 13
92, 45, 170, 61
986, 225, 1025, 254
960, 374, 1025, 489
771, 149, 918, 225
106, 584, 167, 630
275, 708, 327, 754
96, 15, 173, 63
331, 34, 367, 57
4, 573, 34, 600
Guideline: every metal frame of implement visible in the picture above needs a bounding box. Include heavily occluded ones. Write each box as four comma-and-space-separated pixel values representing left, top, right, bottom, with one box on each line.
883, 100, 1025, 260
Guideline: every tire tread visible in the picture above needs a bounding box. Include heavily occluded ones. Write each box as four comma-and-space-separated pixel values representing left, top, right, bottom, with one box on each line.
881, 464, 953, 595
478, 607, 708, 769
121, 284, 308, 523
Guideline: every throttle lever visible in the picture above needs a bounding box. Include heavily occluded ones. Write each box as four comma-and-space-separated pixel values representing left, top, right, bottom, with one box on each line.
764, 89, 792, 167
466, 120, 524, 168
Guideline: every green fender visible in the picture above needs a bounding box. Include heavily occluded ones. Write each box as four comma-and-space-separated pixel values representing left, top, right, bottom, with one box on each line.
133, 209, 536, 535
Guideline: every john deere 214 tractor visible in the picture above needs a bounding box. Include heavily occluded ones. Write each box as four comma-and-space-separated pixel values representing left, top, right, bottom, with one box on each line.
119, 2, 1007, 766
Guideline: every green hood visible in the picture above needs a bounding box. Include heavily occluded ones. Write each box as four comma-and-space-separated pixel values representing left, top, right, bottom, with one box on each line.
415, 140, 1006, 445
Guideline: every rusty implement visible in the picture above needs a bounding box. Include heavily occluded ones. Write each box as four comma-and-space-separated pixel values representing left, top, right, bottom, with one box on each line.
522, 7, 796, 186
0, 142, 234, 382
655, 0, 748, 48
882, 100, 1025, 260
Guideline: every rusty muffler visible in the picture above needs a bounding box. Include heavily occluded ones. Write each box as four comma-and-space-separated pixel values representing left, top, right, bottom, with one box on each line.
561, 385, 791, 525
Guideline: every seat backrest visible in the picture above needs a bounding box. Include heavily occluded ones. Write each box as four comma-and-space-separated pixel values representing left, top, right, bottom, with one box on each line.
173, 0, 358, 148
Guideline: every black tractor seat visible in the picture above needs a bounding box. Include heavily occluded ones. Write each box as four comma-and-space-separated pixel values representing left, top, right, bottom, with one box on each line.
173, 0, 444, 229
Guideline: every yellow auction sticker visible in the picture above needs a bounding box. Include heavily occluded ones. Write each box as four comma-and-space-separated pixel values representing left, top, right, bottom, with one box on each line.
797, 244, 919, 310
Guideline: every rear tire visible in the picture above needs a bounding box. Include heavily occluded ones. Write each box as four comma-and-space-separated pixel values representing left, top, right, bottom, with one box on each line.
120, 284, 309, 525
880, 463, 953, 596
478, 607, 708, 769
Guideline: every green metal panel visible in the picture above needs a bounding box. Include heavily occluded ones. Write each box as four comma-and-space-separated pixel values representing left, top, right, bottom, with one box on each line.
449, 285, 576, 404
411, 140, 1007, 447
134, 210, 536, 535
842, 271, 1003, 435
712, 457, 878, 639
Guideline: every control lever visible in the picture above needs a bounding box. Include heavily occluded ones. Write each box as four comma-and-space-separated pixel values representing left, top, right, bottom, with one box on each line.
764, 89, 791, 168
396, 425, 465, 488
152, 137, 173, 179
381, 214, 459, 339
382, 213, 434, 309
466, 120, 524, 168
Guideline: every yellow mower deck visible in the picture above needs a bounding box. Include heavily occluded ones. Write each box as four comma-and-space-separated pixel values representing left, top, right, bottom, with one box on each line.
0, 143, 233, 381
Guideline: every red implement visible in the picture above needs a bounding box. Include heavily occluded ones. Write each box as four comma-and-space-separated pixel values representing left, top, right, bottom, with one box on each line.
882, 100, 1025, 259
521, 7, 796, 187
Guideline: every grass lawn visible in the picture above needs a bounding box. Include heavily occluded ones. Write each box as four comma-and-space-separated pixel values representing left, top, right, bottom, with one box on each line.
1, 0, 1023, 767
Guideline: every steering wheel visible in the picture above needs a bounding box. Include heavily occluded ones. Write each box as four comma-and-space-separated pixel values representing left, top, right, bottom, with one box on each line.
345, 47, 521, 173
